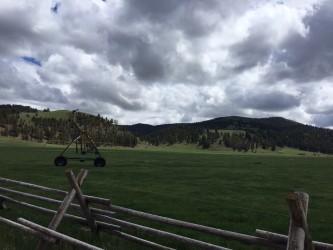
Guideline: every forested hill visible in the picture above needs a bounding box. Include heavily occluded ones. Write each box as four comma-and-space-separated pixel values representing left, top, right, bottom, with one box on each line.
124, 116, 333, 154
0, 104, 137, 147
2, 104, 333, 154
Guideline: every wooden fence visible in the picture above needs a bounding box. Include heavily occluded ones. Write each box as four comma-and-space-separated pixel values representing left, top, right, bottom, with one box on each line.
0, 169, 332, 250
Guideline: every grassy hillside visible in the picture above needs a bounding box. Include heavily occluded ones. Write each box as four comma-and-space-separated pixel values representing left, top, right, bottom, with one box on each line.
18, 110, 71, 127
19, 110, 70, 121
1, 105, 137, 147
0, 137, 333, 249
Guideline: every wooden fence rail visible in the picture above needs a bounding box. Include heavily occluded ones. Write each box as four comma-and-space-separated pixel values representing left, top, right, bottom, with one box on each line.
0, 176, 110, 206
0, 216, 56, 243
0, 186, 116, 217
109, 204, 284, 249
1, 172, 333, 250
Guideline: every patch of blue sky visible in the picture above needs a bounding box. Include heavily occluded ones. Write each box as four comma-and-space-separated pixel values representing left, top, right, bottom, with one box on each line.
21, 57, 42, 67
51, 2, 60, 13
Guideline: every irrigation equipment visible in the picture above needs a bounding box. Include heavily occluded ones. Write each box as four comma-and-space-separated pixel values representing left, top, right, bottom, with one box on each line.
54, 110, 106, 167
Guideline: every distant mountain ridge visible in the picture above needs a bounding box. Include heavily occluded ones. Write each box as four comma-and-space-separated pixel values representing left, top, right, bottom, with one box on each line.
124, 116, 333, 154
123, 116, 302, 136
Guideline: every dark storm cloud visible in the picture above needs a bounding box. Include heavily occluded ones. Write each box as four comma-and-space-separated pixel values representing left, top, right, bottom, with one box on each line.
306, 103, 333, 115
234, 91, 301, 111
121, 0, 241, 38
230, 31, 272, 72
107, 0, 230, 84
107, 0, 221, 83
0, 4, 47, 57
128, 41, 165, 82
107, 31, 137, 67
267, 0, 333, 83
121, 0, 180, 22
107, 31, 165, 82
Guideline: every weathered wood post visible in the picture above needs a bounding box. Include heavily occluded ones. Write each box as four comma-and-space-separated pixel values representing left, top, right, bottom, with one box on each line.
66, 170, 98, 234
35, 169, 88, 250
286, 192, 314, 250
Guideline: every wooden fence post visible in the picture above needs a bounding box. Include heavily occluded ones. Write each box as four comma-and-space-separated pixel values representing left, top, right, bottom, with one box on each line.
66, 170, 98, 234
36, 169, 88, 250
286, 192, 314, 250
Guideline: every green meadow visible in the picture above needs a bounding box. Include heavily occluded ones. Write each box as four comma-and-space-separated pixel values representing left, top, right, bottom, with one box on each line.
0, 137, 333, 249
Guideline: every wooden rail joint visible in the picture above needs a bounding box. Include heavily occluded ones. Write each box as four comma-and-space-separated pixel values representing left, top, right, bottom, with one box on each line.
36, 169, 99, 250
66, 169, 99, 234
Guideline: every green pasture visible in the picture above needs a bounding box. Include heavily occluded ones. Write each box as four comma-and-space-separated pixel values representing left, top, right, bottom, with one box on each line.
0, 137, 332, 249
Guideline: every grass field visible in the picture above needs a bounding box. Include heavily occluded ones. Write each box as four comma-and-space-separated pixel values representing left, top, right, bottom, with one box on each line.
0, 137, 333, 249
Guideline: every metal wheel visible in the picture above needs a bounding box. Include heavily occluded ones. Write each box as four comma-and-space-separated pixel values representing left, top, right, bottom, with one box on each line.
94, 156, 106, 167
54, 156, 67, 166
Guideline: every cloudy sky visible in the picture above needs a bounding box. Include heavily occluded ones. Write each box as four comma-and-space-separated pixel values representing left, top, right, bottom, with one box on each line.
1, 0, 333, 127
